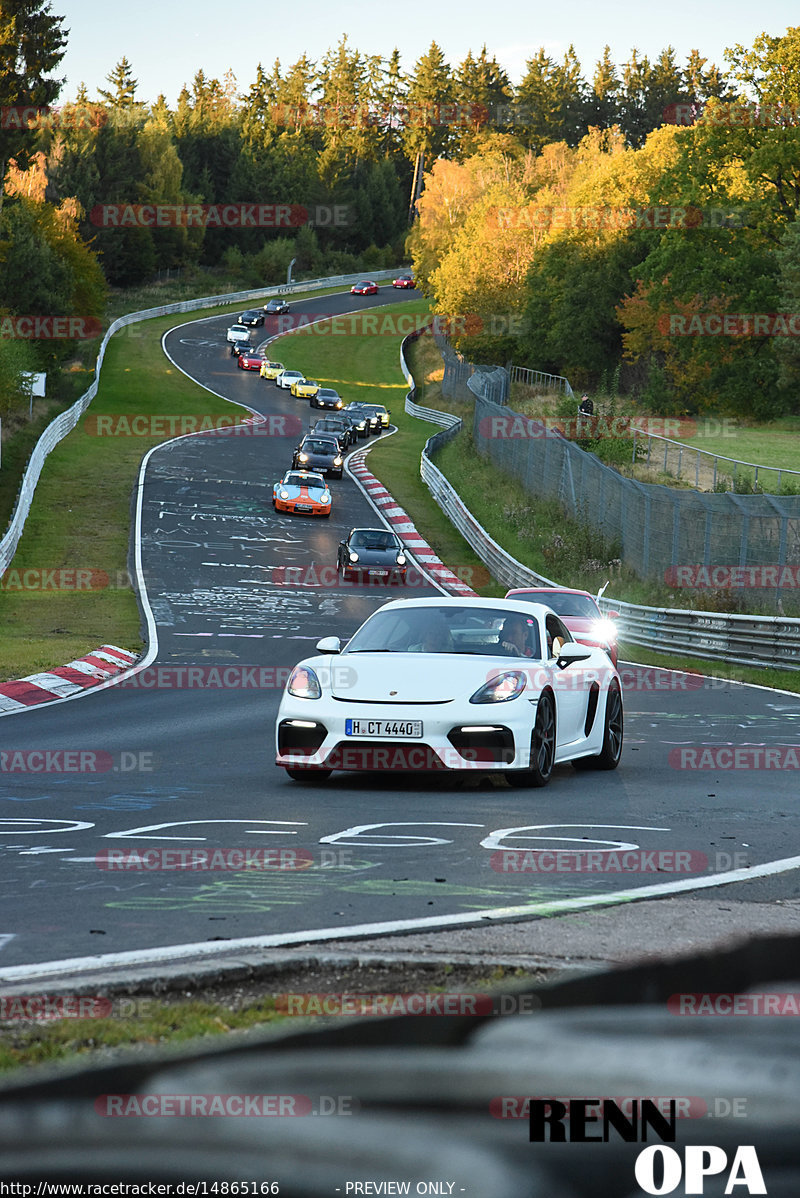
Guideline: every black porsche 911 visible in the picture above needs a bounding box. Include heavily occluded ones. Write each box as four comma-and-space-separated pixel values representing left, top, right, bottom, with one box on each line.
292, 434, 344, 478
337, 527, 408, 583
312, 416, 356, 450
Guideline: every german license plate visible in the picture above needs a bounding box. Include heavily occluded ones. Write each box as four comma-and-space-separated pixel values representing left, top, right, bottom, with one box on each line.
345, 719, 423, 738
295, 504, 312, 512
368, 569, 388, 576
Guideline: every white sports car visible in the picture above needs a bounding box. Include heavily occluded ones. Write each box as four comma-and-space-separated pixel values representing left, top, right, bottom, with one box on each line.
275, 597, 623, 786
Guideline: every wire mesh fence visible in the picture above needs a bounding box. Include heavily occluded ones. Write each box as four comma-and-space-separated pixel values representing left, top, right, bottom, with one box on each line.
472, 393, 800, 607
433, 331, 510, 405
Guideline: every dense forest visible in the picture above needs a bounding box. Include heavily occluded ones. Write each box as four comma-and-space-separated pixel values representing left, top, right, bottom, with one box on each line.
1, 3, 799, 416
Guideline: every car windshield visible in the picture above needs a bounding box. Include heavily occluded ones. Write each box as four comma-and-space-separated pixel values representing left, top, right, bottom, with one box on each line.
303, 439, 337, 454
350, 531, 397, 551
318, 389, 338, 398
284, 371, 302, 378
533, 592, 600, 619
344, 606, 542, 657
285, 473, 325, 490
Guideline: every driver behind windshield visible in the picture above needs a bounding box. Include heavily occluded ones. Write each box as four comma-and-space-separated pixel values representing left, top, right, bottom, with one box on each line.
499, 614, 535, 657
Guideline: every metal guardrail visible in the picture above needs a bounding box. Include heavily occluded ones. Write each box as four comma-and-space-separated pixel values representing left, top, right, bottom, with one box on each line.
0, 269, 398, 576
509, 364, 574, 397
402, 331, 800, 671
629, 424, 800, 491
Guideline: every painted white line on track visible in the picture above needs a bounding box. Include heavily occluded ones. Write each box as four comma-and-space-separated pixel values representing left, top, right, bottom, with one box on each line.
3, 853, 800, 983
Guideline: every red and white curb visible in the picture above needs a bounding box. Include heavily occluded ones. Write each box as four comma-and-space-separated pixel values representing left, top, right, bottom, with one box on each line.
0, 645, 138, 714
347, 454, 477, 596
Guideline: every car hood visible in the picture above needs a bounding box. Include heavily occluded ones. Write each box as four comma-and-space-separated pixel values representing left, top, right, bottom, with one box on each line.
315, 653, 538, 703
301, 451, 338, 465
348, 548, 400, 566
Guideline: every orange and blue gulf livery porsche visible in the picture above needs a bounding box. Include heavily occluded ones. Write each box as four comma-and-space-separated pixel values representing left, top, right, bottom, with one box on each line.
272, 470, 332, 518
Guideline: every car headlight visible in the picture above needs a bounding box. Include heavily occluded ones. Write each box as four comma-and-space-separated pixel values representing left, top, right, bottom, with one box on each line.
287, 665, 321, 699
297, 453, 309, 462
334, 456, 343, 466
335, 401, 343, 409
592, 618, 617, 643
349, 552, 359, 563
469, 671, 527, 704
279, 490, 289, 500
322, 492, 330, 502
396, 553, 406, 565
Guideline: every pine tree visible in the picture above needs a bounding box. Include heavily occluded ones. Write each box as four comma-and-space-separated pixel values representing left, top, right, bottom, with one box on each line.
98, 56, 138, 108
0, 0, 68, 205
588, 46, 620, 129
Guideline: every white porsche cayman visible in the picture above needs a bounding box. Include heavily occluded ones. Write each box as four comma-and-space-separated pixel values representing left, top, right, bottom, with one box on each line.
275, 598, 623, 787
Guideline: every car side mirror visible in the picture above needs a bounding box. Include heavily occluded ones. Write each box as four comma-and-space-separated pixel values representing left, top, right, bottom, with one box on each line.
316, 636, 341, 654
557, 642, 593, 668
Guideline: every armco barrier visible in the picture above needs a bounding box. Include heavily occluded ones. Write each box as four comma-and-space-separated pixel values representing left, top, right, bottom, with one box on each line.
402, 330, 800, 670
0, 270, 398, 576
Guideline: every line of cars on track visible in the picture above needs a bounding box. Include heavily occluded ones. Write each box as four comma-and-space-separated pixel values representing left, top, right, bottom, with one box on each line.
222, 289, 625, 789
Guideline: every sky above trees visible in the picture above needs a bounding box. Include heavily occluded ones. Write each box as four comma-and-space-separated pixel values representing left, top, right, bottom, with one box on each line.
57, 0, 798, 105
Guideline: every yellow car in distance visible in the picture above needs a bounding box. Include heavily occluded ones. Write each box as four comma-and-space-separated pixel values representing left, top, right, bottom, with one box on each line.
260, 360, 285, 380
291, 378, 321, 399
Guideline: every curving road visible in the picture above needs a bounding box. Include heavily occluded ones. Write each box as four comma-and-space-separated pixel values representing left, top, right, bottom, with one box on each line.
1, 287, 800, 976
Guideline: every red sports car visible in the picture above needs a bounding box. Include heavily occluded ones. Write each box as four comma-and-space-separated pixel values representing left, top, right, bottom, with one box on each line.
392, 275, 416, 289
504, 586, 620, 666
237, 351, 265, 371
351, 280, 378, 295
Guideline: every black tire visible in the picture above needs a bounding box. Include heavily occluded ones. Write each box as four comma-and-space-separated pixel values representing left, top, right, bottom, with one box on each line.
506, 691, 555, 788
285, 768, 332, 783
572, 680, 623, 771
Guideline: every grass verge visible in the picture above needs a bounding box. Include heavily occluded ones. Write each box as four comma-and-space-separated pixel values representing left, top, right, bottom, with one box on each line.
268, 303, 502, 597
0, 286, 359, 682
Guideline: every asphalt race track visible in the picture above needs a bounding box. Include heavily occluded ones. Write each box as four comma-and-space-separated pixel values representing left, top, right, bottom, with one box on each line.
1, 287, 800, 973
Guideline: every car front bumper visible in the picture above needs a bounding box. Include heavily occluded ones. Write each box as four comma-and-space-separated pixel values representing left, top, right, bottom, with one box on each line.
275, 695, 541, 773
